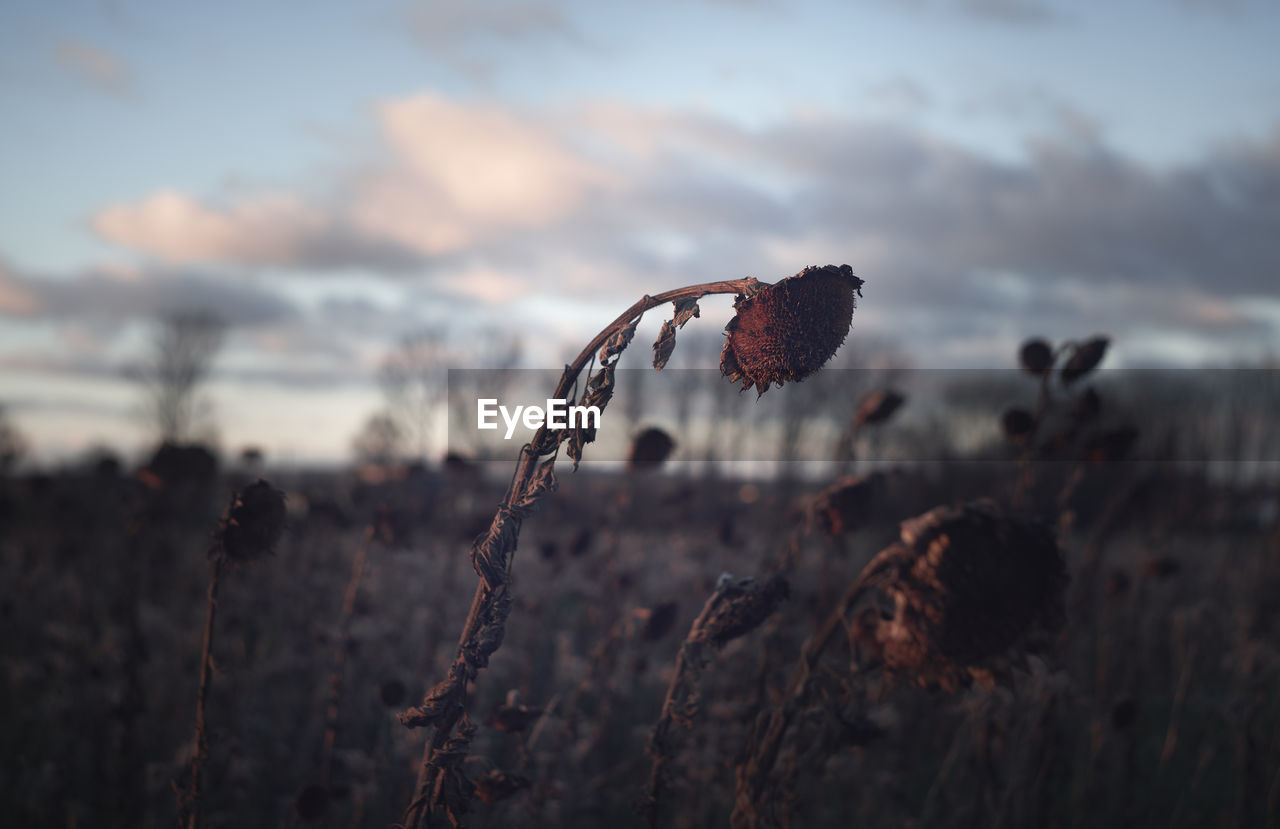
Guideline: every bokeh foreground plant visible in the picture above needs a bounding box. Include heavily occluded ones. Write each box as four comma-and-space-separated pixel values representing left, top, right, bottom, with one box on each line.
178, 480, 286, 829
398, 265, 864, 828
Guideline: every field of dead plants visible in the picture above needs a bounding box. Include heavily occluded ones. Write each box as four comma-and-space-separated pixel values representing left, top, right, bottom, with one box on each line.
3, 267, 1279, 828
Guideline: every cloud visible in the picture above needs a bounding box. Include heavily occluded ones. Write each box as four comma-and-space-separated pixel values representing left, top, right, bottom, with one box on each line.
883, 0, 1058, 24
83, 93, 1280, 364
54, 39, 134, 97
349, 94, 619, 255
0, 261, 297, 327
0, 262, 41, 315
93, 191, 423, 270
402, 1, 589, 81
94, 94, 618, 267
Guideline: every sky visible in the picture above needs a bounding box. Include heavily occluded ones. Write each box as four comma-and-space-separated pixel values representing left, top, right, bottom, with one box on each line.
1, 0, 1278, 464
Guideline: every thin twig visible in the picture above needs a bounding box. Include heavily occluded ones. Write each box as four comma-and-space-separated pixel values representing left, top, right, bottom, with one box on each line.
322, 524, 375, 785
181, 556, 223, 829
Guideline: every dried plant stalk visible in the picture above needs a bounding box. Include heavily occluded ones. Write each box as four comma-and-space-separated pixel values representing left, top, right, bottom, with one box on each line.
178, 481, 286, 829
399, 278, 760, 828
399, 267, 863, 828
641, 575, 788, 828
733, 500, 1065, 828
321, 524, 376, 785
179, 556, 222, 829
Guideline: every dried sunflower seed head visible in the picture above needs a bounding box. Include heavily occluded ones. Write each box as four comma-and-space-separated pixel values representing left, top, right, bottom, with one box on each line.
1018, 338, 1054, 376
855, 388, 905, 426
1061, 336, 1109, 385
700, 573, 790, 647
720, 264, 863, 396
1001, 407, 1036, 443
214, 479, 287, 565
628, 427, 676, 472
812, 473, 883, 537
861, 499, 1066, 690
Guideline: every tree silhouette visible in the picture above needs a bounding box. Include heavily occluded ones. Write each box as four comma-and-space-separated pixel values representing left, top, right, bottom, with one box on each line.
134, 312, 226, 444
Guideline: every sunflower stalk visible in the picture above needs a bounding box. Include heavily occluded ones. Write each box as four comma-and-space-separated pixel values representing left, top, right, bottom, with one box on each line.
400, 266, 863, 827
400, 277, 760, 828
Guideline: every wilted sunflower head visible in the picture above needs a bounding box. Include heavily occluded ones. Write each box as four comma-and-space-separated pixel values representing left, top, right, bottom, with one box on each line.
720, 264, 863, 395
214, 479, 287, 565
860, 499, 1066, 690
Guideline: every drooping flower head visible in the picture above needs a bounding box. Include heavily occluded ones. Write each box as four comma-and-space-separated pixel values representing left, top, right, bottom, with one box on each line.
720, 264, 863, 396
855, 499, 1067, 690
214, 479, 287, 565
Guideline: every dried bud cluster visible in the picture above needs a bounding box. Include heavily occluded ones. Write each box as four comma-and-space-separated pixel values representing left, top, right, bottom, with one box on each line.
1018, 338, 1054, 376
628, 427, 676, 472
1061, 337, 1110, 385
214, 479, 287, 565
854, 500, 1066, 690
812, 473, 882, 537
721, 265, 864, 395
855, 389, 905, 427
700, 574, 791, 647
1003, 334, 1140, 463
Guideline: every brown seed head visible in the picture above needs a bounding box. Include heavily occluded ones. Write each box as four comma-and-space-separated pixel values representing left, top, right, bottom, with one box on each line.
214, 479, 287, 565
627, 427, 676, 472
638, 600, 680, 641
855, 389, 905, 426
812, 473, 882, 537
720, 264, 863, 395
862, 500, 1067, 690
700, 574, 790, 647
1001, 408, 1036, 443
1061, 336, 1109, 385
1018, 338, 1054, 376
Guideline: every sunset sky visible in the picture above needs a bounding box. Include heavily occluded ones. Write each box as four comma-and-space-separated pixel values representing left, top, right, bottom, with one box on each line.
2, 0, 1278, 463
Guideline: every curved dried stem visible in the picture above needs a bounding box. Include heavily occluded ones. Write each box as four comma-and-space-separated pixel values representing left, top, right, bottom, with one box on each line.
731, 575, 877, 829
179, 556, 223, 829
322, 524, 376, 785
399, 278, 762, 829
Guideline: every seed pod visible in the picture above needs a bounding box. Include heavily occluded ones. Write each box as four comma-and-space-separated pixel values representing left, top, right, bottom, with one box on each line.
638, 600, 680, 641
812, 473, 882, 537
214, 479, 287, 565
855, 389, 905, 426
720, 264, 864, 396
628, 427, 676, 472
1001, 408, 1036, 443
379, 678, 407, 708
1061, 336, 1109, 385
701, 574, 790, 647
1018, 338, 1054, 376
858, 500, 1067, 690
